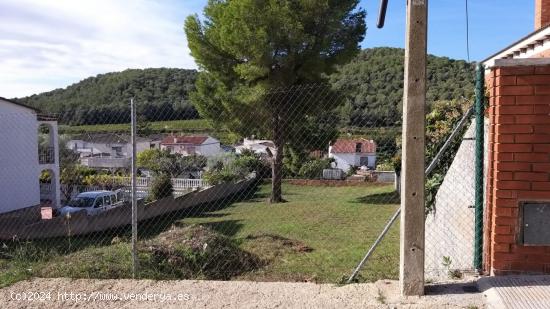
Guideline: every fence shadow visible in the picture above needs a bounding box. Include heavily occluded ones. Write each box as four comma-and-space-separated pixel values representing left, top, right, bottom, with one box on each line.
425, 282, 480, 295
137, 183, 259, 240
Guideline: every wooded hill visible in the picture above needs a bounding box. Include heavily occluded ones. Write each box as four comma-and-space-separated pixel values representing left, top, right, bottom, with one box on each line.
15, 48, 474, 127
330, 47, 475, 128
16, 68, 198, 125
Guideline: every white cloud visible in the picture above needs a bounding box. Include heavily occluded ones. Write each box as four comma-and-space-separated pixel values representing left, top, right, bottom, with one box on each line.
0, 0, 201, 98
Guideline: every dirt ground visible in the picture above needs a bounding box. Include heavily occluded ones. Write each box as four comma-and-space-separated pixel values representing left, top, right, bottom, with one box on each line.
0, 278, 486, 308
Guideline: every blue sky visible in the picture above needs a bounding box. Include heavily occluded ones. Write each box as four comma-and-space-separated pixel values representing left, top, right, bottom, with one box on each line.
360, 0, 534, 61
0, 0, 536, 97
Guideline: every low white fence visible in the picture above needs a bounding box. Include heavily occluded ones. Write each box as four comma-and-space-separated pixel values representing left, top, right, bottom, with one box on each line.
171, 178, 205, 188
322, 168, 346, 180
119, 177, 208, 189
42, 177, 209, 201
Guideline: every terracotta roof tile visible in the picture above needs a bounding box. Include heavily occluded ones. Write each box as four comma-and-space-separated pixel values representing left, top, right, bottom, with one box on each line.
161, 135, 209, 145
330, 138, 376, 153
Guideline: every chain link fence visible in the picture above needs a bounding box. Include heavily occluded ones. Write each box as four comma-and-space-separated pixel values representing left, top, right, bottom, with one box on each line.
0, 84, 480, 287
424, 105, 479, 281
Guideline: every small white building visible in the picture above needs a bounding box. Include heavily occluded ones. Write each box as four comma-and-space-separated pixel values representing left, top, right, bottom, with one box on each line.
67, 133, 156, 169
0, 97, 61, 213
235, 138, 276, 157
160, 135, 221, 157
328, 138, 377, 172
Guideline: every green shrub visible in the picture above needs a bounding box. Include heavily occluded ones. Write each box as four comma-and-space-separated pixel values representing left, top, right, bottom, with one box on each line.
83, 174, 126, 190
203, 167, 241, 185
346, 165, 359, 176
424, 99, 471, 212
234, 153, 267, 175
298, 158, 333, 179
150, 174, 173, 200
204, 152, 266, 185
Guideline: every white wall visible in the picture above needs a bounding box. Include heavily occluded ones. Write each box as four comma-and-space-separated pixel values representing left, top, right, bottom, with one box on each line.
160, 137, 221, 157
67, 140, 151, 157
425, 122, 476, 280
0, 103, 40, 213
198, 137, 221, 157
329, 153, 376, 172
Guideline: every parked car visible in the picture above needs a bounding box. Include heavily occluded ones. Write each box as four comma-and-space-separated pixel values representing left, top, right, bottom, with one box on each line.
58, 190, 124, 216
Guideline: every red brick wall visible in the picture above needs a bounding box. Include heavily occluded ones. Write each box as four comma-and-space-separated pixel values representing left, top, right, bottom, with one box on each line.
486, 64, 550, 275
536, 0, 550, 30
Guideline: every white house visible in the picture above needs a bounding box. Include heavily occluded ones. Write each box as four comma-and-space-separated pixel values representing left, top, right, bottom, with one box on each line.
67, 133, 156, 169
0, 97, 61, 213
328, 138, 377, 172
235, 138, 276, 157
160, 135, 221, 157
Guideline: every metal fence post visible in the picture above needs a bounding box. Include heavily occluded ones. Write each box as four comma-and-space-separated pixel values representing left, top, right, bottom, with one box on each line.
130, 98, 138, 278
474, 64, 485, 271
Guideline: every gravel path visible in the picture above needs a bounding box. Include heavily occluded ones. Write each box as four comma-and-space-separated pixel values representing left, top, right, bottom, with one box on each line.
0, 278, 485, 308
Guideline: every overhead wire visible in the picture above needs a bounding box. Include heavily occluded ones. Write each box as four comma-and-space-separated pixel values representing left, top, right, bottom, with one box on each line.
466, 0, 471, 62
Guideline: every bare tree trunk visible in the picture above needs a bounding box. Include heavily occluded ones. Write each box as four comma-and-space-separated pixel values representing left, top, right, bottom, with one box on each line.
270, 110, 284, 203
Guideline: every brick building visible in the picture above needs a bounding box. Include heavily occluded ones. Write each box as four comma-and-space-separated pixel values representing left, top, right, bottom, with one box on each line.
482, 0, 550, 275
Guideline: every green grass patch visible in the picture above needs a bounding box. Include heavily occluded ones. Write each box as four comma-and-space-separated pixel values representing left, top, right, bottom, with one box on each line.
0, 259, 34, 288
60, 119, 212, 134
0, 184, 399, 286
59, 119, 241, 144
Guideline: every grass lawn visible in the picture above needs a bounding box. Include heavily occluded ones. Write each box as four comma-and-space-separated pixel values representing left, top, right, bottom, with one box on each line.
182, 183, 400, 283
0, 183, 399, 287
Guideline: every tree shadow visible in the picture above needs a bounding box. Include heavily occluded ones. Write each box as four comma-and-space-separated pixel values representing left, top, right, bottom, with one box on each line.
355, 191, 400, 205
199, 220, 244, 237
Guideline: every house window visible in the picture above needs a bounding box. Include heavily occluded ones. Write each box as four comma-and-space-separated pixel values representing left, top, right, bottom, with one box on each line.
112, 146, 123, 157
355, 143, 362, 153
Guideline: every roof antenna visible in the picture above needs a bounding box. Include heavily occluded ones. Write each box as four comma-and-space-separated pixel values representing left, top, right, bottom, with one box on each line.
377, 0, 389, 28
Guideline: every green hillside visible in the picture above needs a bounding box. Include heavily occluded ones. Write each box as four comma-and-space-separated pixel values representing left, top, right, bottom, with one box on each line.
330, 47, 475, 127
16, 68, 198, 125
15, 48, 474, 128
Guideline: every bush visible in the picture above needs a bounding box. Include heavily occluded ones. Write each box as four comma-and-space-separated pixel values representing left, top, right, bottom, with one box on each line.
138, 149, 207, 177
346, 165, 359, 177
203, 167, 241, 185
424, 99, 470, 212
204, 152, 266, 185
83, 174, 126, 190
298, 158, 333, 179
375, 161, 393, 171
150, 174, 173, 200
233, 153, 266, 175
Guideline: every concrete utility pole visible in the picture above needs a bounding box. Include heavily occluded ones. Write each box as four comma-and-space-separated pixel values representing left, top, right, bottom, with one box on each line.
400, 0, 427, 296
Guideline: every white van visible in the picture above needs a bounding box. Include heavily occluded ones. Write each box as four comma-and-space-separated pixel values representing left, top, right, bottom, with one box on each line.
58, 190, 124, 216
